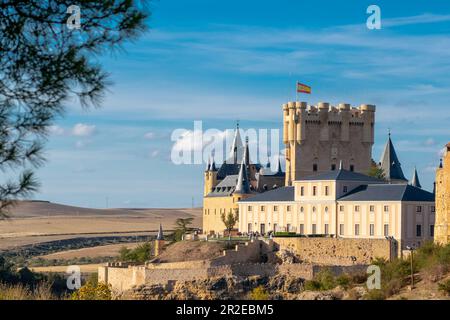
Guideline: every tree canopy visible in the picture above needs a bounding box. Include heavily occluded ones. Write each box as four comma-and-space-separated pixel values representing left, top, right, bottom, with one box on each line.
0, 1, 149, 217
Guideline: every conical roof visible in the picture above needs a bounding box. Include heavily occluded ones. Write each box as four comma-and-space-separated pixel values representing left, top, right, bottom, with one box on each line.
379, 133, 407, 182
234, 158, 250, 194
156, 223, 164, 240
411, 167, 422, 188
228, 122, 243, 164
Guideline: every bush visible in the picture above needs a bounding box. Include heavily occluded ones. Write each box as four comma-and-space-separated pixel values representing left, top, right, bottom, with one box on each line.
364, 289, 386, 300
438, 279, 450, 295
336, 274, 351, 289
0, 282, 56, 300
304, 269, 337, 291
71, 281, 112, 300
249, 286, 269, 300
119, 242, 153, 263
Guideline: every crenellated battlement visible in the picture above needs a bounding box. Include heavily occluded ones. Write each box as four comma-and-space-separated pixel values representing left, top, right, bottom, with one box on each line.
282, 100, 376, 185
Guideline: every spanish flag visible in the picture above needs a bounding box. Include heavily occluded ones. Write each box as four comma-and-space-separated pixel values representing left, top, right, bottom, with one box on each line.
296, 82, 311, 94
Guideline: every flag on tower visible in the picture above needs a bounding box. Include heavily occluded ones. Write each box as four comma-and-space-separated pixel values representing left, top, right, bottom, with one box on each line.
296, 82, 311, 94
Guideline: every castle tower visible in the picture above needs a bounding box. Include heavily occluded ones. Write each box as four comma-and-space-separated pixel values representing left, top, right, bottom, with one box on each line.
283, 101, 375, 185
435, 143, 450, 245
229, 122, 243, 164
203, 153, 218, 196
379, 133, 408, 184
154, 223, 165, 256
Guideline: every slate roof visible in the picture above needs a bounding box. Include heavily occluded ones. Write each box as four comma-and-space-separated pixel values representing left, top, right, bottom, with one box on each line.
239, 186, 295, 202
301, 169, 383, 182
338, 184, 434, 202
206, 175, 238, 197
380, 134, 407, 181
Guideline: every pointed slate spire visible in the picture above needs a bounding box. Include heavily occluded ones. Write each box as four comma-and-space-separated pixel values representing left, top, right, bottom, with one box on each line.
210, 152, 217, 171
234, 157, 250, 194
243, 136, 250, 166
156, 223, 164, 240
266, 151, 271, 169
339, 160, 343, 170
433, 182, 436, 194
379, 133, 407, 182
229, 121, 243, 164
205, 157, 210, 171
411, 167, 422, 188
275, 154, 283, 174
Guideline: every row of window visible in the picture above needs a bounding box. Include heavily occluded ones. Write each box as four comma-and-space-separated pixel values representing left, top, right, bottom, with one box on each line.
311, 164, 355, 172
247, 205, 435, 213
204, 208, 234, 215
248, 223, 435, 238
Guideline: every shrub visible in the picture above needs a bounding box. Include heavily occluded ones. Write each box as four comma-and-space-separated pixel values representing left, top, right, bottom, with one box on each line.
0, 282, 56, 300
438, 279, 450, 295
364, 289, 386, 300
249, 286, 269, 300
71, 281, 112, 300
336, 274, 351, 289
304, 269, 337, 291
119, 242, 153, 263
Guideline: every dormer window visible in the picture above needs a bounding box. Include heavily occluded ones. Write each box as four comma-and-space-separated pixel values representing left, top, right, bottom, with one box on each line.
343, 186, 348, 193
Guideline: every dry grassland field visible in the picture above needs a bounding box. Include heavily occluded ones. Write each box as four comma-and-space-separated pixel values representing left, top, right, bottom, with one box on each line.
0, 201, 202, 263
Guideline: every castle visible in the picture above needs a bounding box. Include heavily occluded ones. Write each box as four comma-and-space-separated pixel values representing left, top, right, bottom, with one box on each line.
204, 100, 436, 255
435, 143, 450, 245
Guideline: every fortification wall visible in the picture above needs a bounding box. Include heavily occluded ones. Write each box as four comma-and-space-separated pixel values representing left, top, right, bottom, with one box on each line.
274, 237, 391, 265
211, 239, 267, 266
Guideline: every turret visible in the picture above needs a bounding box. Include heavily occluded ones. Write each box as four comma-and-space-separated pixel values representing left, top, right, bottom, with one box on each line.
234, 157, 250, 194
379, 132, 408, 184
411, 166, 422, 189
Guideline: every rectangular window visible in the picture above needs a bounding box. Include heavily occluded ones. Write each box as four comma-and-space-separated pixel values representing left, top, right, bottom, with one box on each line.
355, 205, 360, 212
300, 186, 304, 196
354, 224, 360, 236
260, 206, 265, 212
273, 223, 278, 233
416, 206, 422, 213
370, 205, 375, 212
299, 224, 304, 235
286, 224, 291, 232
248, 206, 252, 211
312, 186, 317, 196
273, 206, 278, 212
313, 164, 318, 172
431, 206, 435, 213
324, 224, 329, 235
339, 224, 344, 236
430, 225, 435, 237
339, 205, 344, 212
248, 223, 252, 232
350, 165, 355, 172
384, 205, 389, 212
312, 224, 317, 235
370, 224, 375, 236
260, 223, 266, 234
416, 225, 422, 237
343, 186, 348, 193
287, 205, 291, 212
325, 186, 329, 196
384, 224, 389, 237
331, 164, 336, 171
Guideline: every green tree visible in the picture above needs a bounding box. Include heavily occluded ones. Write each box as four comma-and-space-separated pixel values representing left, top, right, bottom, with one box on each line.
367, 163, 386, 180
119, 242, 153, 263
221, 210, 239, 240
174, 217, 194, 241
0, 1, 150, 218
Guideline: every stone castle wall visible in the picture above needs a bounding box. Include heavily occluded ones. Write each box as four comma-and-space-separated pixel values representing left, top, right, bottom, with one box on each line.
273, 237, 392, 265
435, 143, 450, 245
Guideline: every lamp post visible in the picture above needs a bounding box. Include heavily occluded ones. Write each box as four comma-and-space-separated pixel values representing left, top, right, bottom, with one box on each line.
406, 245, 415, 289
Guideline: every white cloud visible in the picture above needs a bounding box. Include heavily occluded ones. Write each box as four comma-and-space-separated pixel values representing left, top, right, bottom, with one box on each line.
72, 123, 96, 137
47, 125, 65, 135
144, 132, 155, 140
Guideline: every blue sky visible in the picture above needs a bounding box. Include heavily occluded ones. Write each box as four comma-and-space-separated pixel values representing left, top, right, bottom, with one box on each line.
33, 0, 450, 208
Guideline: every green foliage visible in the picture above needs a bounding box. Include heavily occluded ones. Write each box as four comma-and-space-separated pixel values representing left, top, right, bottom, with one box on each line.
119, 242, 153, 263
336, 274, 351, 289
304, 269, 337, 291
438, 279, 450, 295
367, 164, 386, 180
221, 211, 239, 237
0, 1, 149, 217
249, 286, 269, 300
174, 218, 194, 241
273, 232, 299, 237
364, 289, 386, 300
71, 281, 111, 300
